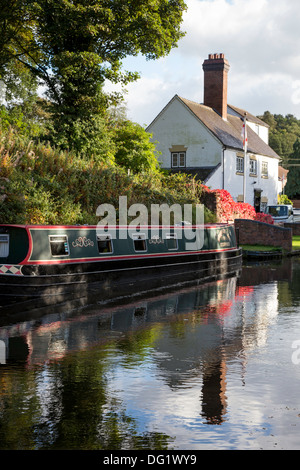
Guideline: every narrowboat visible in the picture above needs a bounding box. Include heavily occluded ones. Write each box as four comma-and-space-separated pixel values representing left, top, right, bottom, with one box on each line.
0, 224, 242, 307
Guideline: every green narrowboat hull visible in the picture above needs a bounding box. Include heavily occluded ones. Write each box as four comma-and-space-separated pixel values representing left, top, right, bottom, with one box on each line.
0, 224, 242, 308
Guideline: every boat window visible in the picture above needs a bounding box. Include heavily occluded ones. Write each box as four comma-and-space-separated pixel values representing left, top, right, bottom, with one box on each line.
97, 235, 113, 254
0, 234, 9, 257
49, 235, 70, 256
166, 234, 178, 250
132, 233, 147, 252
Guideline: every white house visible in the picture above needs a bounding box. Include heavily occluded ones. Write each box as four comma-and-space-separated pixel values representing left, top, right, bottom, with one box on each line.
147, 53, 281, 212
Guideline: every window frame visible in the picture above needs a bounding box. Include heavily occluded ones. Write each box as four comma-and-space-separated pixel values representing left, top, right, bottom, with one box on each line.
0, 234, 9, 258
132, 233, 147, 252
249, 158, 257, 176
236, 156, 244, 174
261, 161, 268, 178
97, 234, 114, 254
171, 151, 186, 168
166, 233, 178, 251
49, 235, 70, 257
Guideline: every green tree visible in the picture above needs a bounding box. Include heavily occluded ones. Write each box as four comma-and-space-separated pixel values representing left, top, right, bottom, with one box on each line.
258, 111, 300, 164
113, 121, 160, 173
3, 0, 186, 155
284, 138, 300, 198
0, 0, 36, 71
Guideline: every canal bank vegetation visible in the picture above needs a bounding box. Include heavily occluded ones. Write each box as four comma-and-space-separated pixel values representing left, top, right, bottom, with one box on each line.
259, 112, 300, 200
0, 124, 217, 225
241, 236, 300, 256
1, 1, 299, 226
0, 0, 217, 225
292, 236, 300, 250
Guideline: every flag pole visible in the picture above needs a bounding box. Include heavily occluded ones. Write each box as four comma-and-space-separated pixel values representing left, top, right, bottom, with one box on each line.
243, 113, 247, 203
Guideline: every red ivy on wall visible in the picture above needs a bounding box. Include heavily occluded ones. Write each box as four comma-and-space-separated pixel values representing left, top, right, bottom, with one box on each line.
201, 185, 274, 224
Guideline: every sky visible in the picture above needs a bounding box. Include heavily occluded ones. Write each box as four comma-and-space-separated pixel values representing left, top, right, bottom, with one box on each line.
105, 0, 300, 127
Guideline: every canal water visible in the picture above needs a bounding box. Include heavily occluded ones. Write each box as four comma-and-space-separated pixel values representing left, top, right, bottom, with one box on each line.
1, 257, 300, 451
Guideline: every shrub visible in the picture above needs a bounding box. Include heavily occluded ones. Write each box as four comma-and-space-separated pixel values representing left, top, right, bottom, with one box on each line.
0, 127, 215, 225
201, 185, 274, 224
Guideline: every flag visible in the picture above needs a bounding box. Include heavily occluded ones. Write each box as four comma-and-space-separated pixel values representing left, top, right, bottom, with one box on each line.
241, 116, 247, 151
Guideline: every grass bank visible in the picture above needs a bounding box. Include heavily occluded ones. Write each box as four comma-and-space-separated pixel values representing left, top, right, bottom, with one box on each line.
292, 236, 300, 250
241, 236, 300, 254
241, 244, 282, 252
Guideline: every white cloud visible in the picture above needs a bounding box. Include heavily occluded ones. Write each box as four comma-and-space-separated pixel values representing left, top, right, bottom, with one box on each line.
292, 81, 300, 105
106, 0, 300, 125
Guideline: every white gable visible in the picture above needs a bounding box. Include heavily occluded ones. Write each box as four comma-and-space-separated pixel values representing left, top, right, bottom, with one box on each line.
147, 96, 223, 169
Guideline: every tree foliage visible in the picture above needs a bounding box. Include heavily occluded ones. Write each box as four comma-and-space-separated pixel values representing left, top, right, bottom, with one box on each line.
113, 121, 160, 174
284, 138, 300, 199
0, 0, 35, 71
0, 126, 211, 225
0, 0, 186, 152
258, 111, 300, 164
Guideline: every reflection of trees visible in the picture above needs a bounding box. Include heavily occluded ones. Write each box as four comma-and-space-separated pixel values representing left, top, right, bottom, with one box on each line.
0, 340, 173, 450
3, 264, 291, 448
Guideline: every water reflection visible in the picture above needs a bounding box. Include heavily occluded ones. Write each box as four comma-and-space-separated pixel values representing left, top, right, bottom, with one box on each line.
0, 257, 300, 449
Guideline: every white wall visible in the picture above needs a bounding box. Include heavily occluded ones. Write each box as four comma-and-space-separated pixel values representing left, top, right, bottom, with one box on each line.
148, 96, 278, 208
206, 149, 279, 206
227, 106, 269, 144
247, 121, 269, 145
147, 97, 223, 169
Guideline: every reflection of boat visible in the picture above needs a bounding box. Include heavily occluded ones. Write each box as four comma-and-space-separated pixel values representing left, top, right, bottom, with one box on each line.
0, 275, 239, 366
0, 224, 242, 309
242, 249, 282, 260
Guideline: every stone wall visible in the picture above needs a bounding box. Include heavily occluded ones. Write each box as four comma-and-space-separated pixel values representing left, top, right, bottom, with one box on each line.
292, 200, 300, 209
234, 219, 292, 252
284, 222, 300, 236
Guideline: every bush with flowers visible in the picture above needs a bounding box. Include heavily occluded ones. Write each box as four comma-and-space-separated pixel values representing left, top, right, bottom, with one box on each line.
201, 185, 274, 224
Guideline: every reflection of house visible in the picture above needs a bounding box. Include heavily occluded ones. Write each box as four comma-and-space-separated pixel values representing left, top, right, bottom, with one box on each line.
147, 53, 280, 211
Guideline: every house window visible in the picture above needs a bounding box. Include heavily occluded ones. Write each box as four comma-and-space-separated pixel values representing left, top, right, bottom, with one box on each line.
250, 159, 257, 176
97, 234, 113, 254
0, 234, 9, 257
132, 233, 147, 252
49, 235, 69, 256
171, 152, 186, 168
262, 162, 268, 177
236, 156, 244, 173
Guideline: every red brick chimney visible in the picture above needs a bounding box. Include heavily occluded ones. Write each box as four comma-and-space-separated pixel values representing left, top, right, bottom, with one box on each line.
202, 53, 230, 120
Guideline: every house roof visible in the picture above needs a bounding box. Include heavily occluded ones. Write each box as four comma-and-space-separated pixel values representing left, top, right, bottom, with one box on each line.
227, 104, 269, 128
169, 165, 220, 182
174, 95, 280, 159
